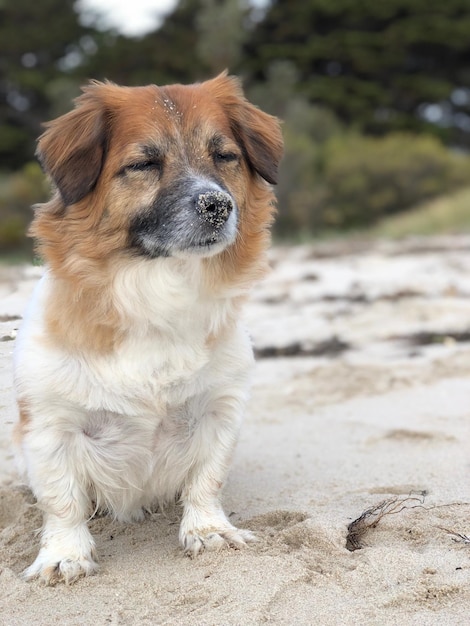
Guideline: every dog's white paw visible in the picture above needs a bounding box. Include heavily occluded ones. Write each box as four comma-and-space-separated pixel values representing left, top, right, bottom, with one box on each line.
182, 527, 256, 558
23, 548, 98, 585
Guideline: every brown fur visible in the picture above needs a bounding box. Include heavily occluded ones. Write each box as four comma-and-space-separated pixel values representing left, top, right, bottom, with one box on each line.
13, 398, 31, 443
31, 73, 283, 354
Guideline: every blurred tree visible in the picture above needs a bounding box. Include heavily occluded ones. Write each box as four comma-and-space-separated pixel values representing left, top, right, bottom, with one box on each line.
0, 0, 97, 170
318, 132, 470, 228
196, 0, 249, 74
85, 0, 209, 86
247, 61, 343, 235
243, 0, 470, 146
4, 0, 470, 250
0, 161, 50, 255
86, 0, 256, 86
0, 0, 217, 171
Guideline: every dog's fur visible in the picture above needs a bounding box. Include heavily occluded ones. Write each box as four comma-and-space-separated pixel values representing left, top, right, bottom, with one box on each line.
13, 73, 283, 584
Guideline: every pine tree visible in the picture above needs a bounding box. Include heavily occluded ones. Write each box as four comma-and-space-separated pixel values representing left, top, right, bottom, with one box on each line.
0, 0, 95, 169
243, 0, 470, 145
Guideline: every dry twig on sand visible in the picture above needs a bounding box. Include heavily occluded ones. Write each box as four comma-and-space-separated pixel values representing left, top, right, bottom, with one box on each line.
438, 527, 470, 544
346, 493, 427, 552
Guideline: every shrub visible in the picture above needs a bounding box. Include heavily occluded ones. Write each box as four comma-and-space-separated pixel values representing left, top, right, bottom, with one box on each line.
317, 133, 470, 230
0, 162, 49, 256
274, 124, 470, 236
275, 99, 342, 236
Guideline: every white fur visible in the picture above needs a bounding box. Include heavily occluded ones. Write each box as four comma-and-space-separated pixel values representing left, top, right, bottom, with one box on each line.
14, 256, 255, 584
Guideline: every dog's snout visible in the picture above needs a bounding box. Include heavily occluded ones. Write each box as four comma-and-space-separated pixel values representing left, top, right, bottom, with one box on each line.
196, 190, 233, 227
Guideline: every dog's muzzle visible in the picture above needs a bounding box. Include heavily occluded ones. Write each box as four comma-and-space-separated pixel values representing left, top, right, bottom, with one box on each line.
128, 183, 238, 258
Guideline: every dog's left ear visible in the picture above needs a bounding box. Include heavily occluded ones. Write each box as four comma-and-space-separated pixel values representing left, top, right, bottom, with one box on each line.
206, 73, 284, 184
36, 81, 109, 206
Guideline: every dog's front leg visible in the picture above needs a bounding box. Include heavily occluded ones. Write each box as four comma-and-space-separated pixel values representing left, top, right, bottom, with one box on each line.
23, 514, 97, 585
19, 420, 98, 584
179, 390, 255, 557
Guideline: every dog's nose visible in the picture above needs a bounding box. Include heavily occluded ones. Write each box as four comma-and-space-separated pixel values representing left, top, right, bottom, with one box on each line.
196, 190, 233, 227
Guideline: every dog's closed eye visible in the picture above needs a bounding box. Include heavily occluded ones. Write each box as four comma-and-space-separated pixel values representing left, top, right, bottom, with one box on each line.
121, 161, 162, 175
213, 152, 240, 164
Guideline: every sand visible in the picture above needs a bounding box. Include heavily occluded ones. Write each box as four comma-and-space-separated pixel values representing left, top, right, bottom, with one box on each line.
1, 237, 469, 625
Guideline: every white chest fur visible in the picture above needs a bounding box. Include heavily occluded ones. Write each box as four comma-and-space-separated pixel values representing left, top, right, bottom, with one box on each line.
15, 258, 252, 417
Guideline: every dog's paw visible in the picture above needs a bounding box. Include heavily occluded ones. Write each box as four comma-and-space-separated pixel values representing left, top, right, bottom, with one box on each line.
182, 527, 256, 558
22, 549, 98, 585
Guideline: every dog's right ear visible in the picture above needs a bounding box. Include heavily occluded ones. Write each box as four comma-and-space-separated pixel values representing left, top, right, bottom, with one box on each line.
205, 72, 283, 185
37, 82, 108, 206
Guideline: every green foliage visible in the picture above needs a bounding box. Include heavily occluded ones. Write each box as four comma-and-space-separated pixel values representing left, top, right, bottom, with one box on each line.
251, 62, 470, 236
84, 0, 210, 86
0, 0, 96, 169
3, 0, 470, 249
277, 131, 470, 234
320, 133, 469, 228
275, 100, 342, 235
243, 0, 470, 145
0, 163, 49, 254
196, 0, 249, 74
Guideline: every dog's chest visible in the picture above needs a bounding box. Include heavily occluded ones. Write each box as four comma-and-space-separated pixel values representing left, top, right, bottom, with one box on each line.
18, 268, 239, 417
88, 328, 214, 413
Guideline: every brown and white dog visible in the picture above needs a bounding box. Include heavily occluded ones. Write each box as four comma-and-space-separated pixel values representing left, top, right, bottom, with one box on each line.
13, 73, 283, 584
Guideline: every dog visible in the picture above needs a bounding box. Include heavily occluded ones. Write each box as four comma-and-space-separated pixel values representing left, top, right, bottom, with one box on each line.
13, 73, 283, 584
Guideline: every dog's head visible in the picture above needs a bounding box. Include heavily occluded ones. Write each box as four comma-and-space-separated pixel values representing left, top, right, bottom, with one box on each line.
35, 73, 283, 262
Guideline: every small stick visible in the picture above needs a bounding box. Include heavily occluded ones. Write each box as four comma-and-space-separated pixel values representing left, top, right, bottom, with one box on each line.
346, 493, 426, 551
438, 527, 470, 544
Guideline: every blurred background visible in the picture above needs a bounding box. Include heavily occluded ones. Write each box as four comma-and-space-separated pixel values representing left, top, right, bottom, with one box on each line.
2, 0, 470, 261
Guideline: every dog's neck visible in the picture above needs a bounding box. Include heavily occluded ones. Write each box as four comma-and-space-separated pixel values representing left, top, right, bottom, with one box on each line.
43, 255, 245, 355
112, 255, 243, 335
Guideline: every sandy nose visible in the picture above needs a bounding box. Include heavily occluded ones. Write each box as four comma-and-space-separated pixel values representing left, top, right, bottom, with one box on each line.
196, 190, 233, 227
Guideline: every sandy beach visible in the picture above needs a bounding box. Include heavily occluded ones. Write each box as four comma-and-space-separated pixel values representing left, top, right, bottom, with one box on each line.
1, 237, 469, 625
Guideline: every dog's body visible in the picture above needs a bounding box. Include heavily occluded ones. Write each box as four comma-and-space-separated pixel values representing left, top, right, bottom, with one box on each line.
13, 74, 282, 584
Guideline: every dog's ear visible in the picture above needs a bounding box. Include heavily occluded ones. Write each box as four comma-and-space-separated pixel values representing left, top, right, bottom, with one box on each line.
206, 72, 284, 185
36, 82, 108, 206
